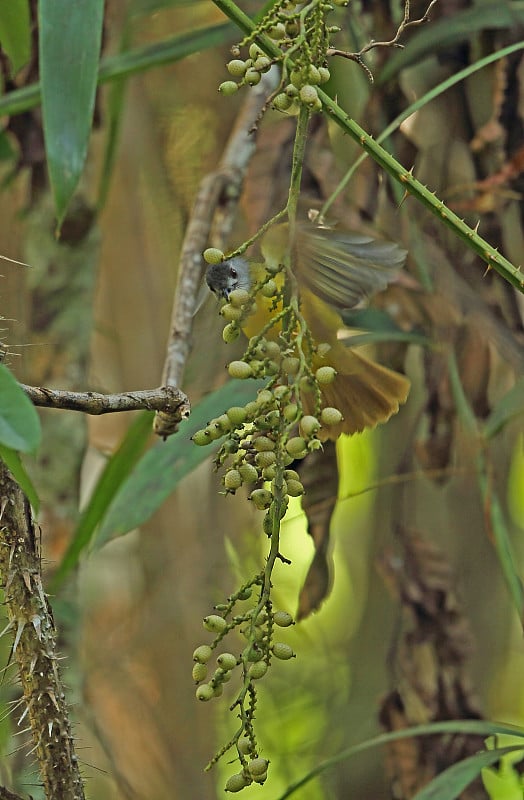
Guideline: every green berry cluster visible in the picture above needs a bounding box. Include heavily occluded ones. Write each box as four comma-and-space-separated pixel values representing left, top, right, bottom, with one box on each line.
192, 580, 296, 789
218, 0, 348, 115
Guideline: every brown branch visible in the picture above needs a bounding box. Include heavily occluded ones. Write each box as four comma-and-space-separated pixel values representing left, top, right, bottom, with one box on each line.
20, 384, 188, 418
327, 0, 439, 81
0, 462, 85, 800
153, 69, 279, 439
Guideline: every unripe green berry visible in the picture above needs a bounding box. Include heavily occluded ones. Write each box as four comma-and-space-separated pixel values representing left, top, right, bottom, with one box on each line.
203, 247, 224, 264
238, 463, 259, 483
248, 660, 268, 679
203, 614, 227, 633
192, 428, 213, 446
225, 772, 251, 792
229, 288, 250, 307
217, 652, 237, 671
254, 436, 275, 452
307, 65, 322, 85
244, 69, 261, 86
227, 59, 247, 77
283, 403, 299, 422
228, 360, 253, 379
333, 0, 348, 5
274, 610, 294, 627
286, 479, 304, 497
316, 365, 337, 384
282, 356, 300, 375
253, 771, 268, 784
299, 84, 319, 105
286, 436, 307, 457
255, 450, 276, 468
289, 68, 303, 87
285, 83, 298, 97
248, 757, 269, 777
196, 683, 214, 701
224, 469, 242, 490
238, 737, 251, 755
250, 488, 273, 510
221, 304, 242, 322
260, 279, 278, 297
284, 468, 300, 481
300, 415, 320, 438
273, 385, 289, 400
321, 406, 343, 425
263, 513, 273, 536
219, 81, 239, 96
257, 389, 274, 405
268, 22, 286, 39
192, 662, 208, 683
273, 92, 293, 111
318, 66, 331, 83
254, 56, 271, 72
193, 644, 213, 663
244, 401, 259, 419
243, 644, 263, 662
212, 683, 224, 697
222, 323, 240, 343
249, 44, 263, 60
227, 406, 247, 426
272, 642, 295, 660
262, 465, 276, 481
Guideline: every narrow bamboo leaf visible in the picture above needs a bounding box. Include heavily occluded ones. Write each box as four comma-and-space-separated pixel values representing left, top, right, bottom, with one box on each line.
277, 720, 524, 799
0, 23, 234, 118
0, 445, 40, 513
412, 746, 524, 800
0, 365, 41, 452
379, 4, 524, 84
38, 0, 104, 225
0, 0, 31, 74
342, 331, 430, 347
484, 378, 524, 439
97, 380, 264, 546
51, 411, 154, 590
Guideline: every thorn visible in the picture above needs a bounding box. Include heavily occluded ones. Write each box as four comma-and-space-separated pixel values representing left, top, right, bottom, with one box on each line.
22, 570, 32, 593
12, 619, 25, 653
31, 615, 42, 640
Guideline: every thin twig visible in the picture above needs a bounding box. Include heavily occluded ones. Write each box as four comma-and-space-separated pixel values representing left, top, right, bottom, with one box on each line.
19, 384, 187, 417
327, 0, 439, 81
153, 69, 279, 438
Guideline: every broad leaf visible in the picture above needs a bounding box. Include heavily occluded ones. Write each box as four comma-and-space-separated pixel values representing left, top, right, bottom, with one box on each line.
97, 380, 264, 546
0, 365, 41, 452
39, 0, 104, 224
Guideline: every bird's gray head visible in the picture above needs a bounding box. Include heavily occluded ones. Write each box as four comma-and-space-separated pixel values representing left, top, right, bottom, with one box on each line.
206, 257, 252, 301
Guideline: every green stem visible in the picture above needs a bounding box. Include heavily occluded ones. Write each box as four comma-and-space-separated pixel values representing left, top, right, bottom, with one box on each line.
318, 89, 524, 293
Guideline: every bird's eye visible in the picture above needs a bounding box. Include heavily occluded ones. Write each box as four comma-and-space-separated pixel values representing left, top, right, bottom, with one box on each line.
230, 267, 237, 279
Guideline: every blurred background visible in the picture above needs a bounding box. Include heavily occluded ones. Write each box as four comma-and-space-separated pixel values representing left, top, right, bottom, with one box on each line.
0, 1, 523, 798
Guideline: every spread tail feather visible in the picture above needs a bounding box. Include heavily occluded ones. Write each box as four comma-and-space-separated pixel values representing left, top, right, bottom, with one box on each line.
304, 350, 410, 440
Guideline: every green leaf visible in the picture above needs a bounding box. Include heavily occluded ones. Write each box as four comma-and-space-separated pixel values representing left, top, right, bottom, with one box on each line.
484, 378, 524, 439
0, 0, 31, 74
379, 4, 524, 84
97, 380, 264, 546
50, 411, 154, 590
0, 365, 41, 452
0, 445, 40, 513
38, 0, 104, 225
412, 746, 524, 800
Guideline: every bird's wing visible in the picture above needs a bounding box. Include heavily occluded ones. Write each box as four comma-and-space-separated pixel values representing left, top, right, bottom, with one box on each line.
297, 226, 407, 310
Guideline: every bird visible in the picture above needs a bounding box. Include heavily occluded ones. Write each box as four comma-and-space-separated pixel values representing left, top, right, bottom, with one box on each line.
206, 221, 410, 440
